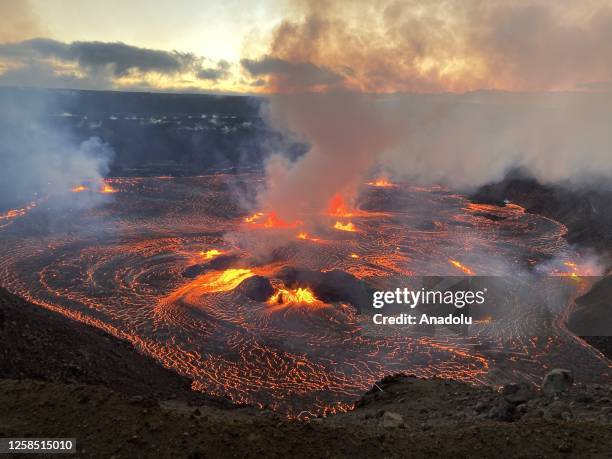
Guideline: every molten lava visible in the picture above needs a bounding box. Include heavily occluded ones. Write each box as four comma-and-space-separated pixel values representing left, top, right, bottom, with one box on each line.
267, 286, 320, 306
199, 249, 223, 259
244, 212, 264, 223
101, 184, 118, 193
448, 259, 475, 275
368, 178, 395, 187
200, 268, 255, 292
552, 261, 599, 279
334, 221, 357, 232
0, 200, 38, 228
328, 193, 353, 217
296, 232, 321, 242
245, 211, 300, 228
263, 211, 299, 228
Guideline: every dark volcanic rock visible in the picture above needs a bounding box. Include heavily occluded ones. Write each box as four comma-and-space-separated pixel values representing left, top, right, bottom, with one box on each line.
0, 287, 214, 404
183, 264, 206, 278
182, 255, 241, 278
568, 276, 612, 336
236, 275, 274, 302
488, 398, 517, 422
502, 382, 535, 405
472, 169, 612, 251
276, 266, 373, 312
542, 369, 574, 397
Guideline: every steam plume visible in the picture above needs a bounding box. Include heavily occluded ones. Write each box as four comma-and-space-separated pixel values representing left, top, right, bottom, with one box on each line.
249, 0, 612, 218
0, 90, 114, 211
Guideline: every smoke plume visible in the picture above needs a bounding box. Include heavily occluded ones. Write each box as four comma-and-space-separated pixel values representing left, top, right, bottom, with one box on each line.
0, 89, 114, 211
247, 0, 612, 218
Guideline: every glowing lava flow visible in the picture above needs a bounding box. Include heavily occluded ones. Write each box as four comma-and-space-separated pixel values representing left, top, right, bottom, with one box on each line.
296, 232, 322, 242
551, 261, 600, 279
448, 259, 475, 275
200, 268, 255, 292
267, 286, 320, 306
367, 178, 395, 187
199, 249, 223, 259
3, 175, 607, 419
71, 185, 89, 192
244, 212, 264, 223
244, 211, 301, 228
101, 184, 118, 194
327, 193, 370, 218
263, 211, 300, 228
334, 221, 357, 232
0, 201, 38, 228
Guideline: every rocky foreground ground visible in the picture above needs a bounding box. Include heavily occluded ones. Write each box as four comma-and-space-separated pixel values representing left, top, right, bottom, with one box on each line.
1, 287, 611, 458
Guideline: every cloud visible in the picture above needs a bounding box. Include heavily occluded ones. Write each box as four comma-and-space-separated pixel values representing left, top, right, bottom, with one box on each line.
0, 60, 103, 89
241, 55, 343, 91
0, 37, 240, 91
197, 60, 230, 81
246, 0, 612, 93
0, 0, 42, 42
0, 38, 199, 76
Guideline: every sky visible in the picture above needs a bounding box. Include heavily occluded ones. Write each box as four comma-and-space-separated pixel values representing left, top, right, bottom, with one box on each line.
1, 0, 612, 94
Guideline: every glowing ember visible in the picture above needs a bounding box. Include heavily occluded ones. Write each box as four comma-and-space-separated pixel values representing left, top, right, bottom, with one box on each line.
368, 178, 395, 187
244, 212, 264, 223
327, 193, 376, 218
268, 287, 319, 306
551, 261, 599, 278
328, 193, 355, 217
448, 258, 475, 275
350, 253, 360, 259
334, 221, 357, 232
245, 211, 300, 228
199, 249, 223, 259
263, 211, 297, 228
200, 268, 255, 292
71, 185, 89, 192
101, 184, 118, 193
0, 200, 38, 228
296, 232, 321, 242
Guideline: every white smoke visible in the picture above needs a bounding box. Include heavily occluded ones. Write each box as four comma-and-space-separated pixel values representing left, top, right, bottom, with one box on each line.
0, 90, 114, 212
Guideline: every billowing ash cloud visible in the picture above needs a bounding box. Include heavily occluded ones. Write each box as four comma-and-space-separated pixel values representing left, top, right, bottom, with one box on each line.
0, 90, 114, 211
